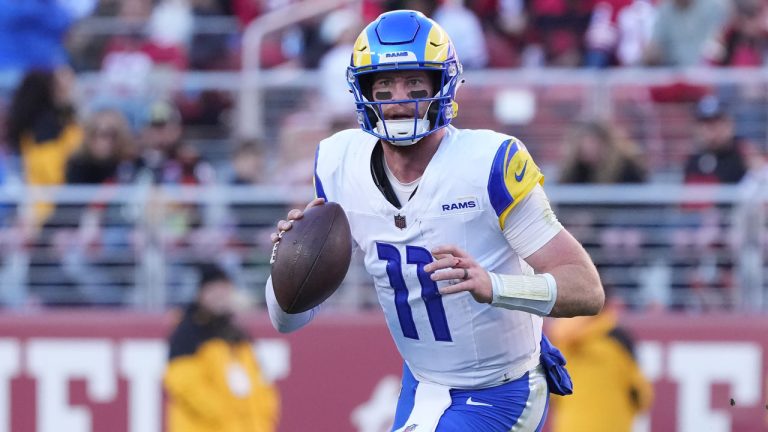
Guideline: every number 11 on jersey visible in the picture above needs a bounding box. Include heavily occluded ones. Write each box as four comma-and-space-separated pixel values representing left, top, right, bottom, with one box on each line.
376, 242, 452, 342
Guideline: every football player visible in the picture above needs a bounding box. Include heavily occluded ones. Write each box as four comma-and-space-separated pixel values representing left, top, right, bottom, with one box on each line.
266, 10, 604, 432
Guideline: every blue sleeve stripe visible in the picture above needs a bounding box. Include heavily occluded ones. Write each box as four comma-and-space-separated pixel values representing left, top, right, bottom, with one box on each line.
488, 139, 517, 217
313, 145, 327, 200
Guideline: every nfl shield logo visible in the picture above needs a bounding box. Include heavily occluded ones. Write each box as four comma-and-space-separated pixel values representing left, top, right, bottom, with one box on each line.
394, 214, 407, 229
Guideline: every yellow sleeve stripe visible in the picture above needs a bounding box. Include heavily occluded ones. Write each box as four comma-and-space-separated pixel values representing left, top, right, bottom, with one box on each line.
489, 138, 544, 230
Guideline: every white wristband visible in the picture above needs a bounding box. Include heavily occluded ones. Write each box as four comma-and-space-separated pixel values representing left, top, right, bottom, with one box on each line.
489, 272, 558, 316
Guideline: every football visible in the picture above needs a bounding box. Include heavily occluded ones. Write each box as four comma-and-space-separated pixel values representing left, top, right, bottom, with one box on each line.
270, 202, 352, 313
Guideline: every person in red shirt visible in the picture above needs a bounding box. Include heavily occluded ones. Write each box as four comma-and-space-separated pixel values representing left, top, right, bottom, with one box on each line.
708, 0, 768, 67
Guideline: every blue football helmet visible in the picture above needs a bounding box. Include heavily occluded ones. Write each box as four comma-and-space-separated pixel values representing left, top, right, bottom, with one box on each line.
347, 10, 463, 145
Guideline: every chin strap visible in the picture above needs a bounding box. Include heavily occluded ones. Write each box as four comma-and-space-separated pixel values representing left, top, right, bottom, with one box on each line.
375, 117, 430, 145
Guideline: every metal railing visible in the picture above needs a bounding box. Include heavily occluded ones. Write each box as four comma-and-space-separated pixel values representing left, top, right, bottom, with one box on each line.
238, 0, 362, 139
0, 181, 764, 312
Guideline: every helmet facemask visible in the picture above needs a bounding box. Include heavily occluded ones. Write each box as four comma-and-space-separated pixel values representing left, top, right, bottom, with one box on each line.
349, 62, 461, 145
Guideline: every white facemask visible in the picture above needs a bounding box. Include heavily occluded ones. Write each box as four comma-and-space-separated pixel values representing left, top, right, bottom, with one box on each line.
374, 104, 433, 146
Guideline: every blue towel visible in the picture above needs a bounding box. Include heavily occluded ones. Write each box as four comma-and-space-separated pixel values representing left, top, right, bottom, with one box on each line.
540, 334, 573, 396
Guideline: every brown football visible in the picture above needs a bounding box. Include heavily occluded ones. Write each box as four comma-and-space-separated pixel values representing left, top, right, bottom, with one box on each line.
270, 202, 352, 313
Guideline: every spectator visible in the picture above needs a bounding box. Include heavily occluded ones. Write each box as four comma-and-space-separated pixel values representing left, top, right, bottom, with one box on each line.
188, 0, 238, 69
479, 0, 528, 68
583, 0, 628, 67
527, 0, 593, 67
5, 67, 83, 226
584, 0, 657, 67
548, 287, 654, 432
66, 109, 134, 184
558, 120, 646, 184
130, 101, 216, 301
99, 0, 189, 71
229, 140, 266, 185
683, 95, 756, 184
0, 0, 75, 79
223, 140, 286, 288
383, 0, 437, 16
317, 8, 362, 122
708, 0, 768, 67
164, 263, 279, 432
232, 0, 261, 28
96, 29, 156, 129
94, 0, 187, 126
67, 0, 153, 71
645, 0, 727, 66
674, 96, 760, 310
433, 0, 489, 69
54, 109, 137, 305
146, 0, 192, 70
233, 0, 307, 69
616, 0, 657, 66
134, 100, 214, 185
558, 120, 646, 295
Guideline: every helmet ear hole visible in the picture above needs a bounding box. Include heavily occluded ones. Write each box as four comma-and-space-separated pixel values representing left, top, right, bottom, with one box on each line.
359, 74, 374, 101
364, 105, 379, 127
428, 70, 443, 97
427, 101, 440, 127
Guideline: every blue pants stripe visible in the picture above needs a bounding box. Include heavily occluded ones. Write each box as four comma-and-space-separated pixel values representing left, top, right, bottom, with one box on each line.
392, 364, 418, 431
392, 364, 549, 432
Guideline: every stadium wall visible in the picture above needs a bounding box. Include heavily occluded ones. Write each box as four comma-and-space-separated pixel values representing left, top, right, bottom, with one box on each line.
0, 312, 765, 432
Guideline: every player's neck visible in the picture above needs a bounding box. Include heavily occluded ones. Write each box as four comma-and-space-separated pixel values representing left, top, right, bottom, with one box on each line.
381, 128, 446, 183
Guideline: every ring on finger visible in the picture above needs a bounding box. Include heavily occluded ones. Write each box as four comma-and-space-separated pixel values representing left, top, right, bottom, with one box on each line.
462, 268, 469, 280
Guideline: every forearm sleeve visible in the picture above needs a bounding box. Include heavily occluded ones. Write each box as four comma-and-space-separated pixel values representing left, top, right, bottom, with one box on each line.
265, 276, 318, 333
489, 272, 558, 316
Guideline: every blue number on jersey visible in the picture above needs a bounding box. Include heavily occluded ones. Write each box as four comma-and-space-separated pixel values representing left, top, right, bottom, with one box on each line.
376, 242, 452, 342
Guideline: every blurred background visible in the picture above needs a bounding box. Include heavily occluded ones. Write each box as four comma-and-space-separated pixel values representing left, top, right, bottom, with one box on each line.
0, 0, 766, 431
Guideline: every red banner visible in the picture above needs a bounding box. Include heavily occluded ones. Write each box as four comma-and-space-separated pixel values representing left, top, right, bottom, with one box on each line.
0, 311, 765, 432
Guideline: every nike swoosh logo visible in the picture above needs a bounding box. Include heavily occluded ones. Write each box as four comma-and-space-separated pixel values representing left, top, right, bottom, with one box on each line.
466, 397, 493, 407
514, 160, 528, 182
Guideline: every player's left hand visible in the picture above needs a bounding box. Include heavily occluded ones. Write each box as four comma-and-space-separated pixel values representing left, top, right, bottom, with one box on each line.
424, 245, 493, 304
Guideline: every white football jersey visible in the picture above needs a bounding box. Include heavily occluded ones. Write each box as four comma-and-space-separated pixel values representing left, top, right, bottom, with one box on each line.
314, 126, 553, 389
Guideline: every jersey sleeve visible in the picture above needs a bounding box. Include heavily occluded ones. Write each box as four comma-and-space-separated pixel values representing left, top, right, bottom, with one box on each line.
502, 185, 563, 258
486, 137, 545, 230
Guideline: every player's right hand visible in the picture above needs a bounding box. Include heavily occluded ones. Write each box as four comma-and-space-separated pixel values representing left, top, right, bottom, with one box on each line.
270, 198, 325, 244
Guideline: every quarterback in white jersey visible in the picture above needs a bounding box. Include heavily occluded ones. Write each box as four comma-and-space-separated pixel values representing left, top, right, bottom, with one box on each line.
266, 10, 604, 432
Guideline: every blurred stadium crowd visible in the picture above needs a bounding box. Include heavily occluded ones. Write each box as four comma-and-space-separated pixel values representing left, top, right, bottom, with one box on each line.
20, 0, 768, 72
0, 0, 766, 312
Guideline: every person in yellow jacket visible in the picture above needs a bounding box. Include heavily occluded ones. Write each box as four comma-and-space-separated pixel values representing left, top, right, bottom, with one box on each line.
164, 264, 279, 432
548, 289, 653, 432
6, 67, 83, 227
